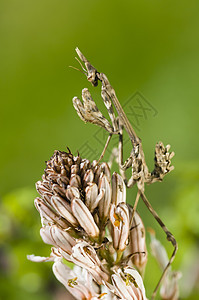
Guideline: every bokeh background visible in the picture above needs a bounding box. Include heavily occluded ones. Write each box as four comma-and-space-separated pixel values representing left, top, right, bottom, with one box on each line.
1, 0, 199, 299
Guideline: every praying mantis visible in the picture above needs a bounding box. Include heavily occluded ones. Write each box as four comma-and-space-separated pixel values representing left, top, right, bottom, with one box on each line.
72, 48, 178, 299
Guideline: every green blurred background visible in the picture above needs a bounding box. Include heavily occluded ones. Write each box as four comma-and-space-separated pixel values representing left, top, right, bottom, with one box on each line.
1, 0, 199, 299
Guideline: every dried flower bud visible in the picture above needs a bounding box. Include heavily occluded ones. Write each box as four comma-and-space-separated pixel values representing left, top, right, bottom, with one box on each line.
85, 183, 99, 212
83, 169, 94, 187
98, 174, 112, 221
36, 180, 50, 195
69, 174, 81, 188
95, 162, 111, 183
35, 150, 116, 242
71, 164, 79, 175
71, 198, 99, 238
65, 186, 80, 201
51, 195, 78, 227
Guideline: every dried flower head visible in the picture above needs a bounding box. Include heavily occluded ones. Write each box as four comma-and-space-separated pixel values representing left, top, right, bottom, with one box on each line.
29, 148, 148, 299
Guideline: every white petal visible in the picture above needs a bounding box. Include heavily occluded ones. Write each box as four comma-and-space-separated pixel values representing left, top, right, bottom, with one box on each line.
124, 267, 147, 300
112, 273, 136, 299
53, 260, 92, 299
27, 254, 54, 263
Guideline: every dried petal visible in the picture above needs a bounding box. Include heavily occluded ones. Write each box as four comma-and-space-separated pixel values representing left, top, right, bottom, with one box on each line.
42, 192, 54, 205
83, 169, 94, 187
40, 226, 55, 245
